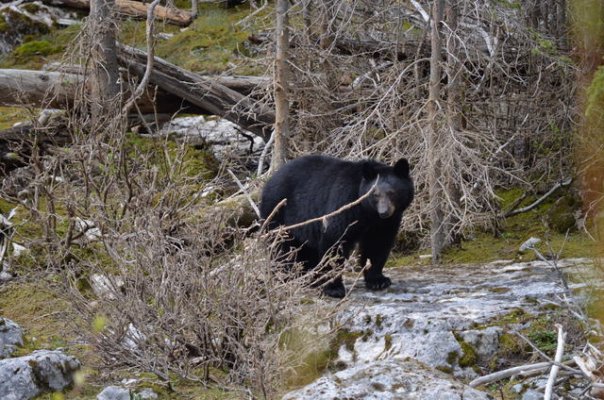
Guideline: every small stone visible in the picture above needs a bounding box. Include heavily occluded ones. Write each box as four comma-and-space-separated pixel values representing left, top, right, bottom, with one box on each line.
521, 389, 542, 400
97, 386, 130, 400
138, 388, 158, 400
519, 237, 541, 252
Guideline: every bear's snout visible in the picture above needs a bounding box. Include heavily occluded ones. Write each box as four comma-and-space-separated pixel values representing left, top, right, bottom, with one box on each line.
376, 199, 395, 219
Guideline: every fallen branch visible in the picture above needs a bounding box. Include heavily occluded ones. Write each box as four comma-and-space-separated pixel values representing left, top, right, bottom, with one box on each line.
469, 362, 552, 387
227, 169, 260, 219
544, 324, 567, 400
504, 177, 572, 217
42, 0, 193, 26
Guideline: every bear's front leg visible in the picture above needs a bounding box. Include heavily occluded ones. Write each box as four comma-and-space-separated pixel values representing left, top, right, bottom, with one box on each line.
362, 259, 392, 290
359, 227, 396, 291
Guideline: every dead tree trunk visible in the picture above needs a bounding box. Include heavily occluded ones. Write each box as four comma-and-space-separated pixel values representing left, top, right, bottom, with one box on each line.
428, 0, 445, 263
444, 1, 462, 246
89, 0, 120, 124
271, 0, 290, 171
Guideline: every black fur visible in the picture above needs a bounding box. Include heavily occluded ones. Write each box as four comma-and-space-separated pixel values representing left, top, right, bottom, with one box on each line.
260, 155, 414, 298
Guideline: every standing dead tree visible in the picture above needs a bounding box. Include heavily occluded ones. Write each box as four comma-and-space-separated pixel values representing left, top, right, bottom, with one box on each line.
427, 0, 445, 262
271, 0, 291, 171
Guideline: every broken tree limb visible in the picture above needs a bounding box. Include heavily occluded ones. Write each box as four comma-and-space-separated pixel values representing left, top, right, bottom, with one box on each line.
117, 44, 275, 141
469, 362, 552, 387
544, 324, 567, 400
504, 177, 573, 217
42, 0, 193, 26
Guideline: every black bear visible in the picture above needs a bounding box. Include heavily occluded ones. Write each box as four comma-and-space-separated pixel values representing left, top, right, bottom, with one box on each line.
260, 155, 414, 298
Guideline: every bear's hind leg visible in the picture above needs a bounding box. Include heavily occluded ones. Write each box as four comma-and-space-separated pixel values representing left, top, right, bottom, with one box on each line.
321, 276, 345, 298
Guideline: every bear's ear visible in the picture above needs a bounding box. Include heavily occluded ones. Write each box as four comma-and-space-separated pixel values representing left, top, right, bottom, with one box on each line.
362, 162, 378, 180
393, 158, 410, 178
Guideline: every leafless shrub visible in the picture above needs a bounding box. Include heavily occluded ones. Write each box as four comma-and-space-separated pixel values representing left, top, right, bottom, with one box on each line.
247, 0, 576, 245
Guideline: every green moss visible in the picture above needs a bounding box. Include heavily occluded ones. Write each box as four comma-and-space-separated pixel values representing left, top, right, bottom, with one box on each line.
0, 282, 74, 356
0, 107, 34, 129
435, 365, 453, 374
14, 39, 62, 58
21, 3, 41, 13
497, 332, 525, 358
375, 314, 384, 329
119, 3, 270, 75
527, 329, 558, 353
458, 341, 478, 367
439, 185, 594, 264
283, 328, 361, 389
384, 334, 392, 351
0, 24, 80, 69
446, 350, 458, 365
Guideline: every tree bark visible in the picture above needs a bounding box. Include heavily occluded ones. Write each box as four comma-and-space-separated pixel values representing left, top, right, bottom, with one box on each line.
444, 1, 462, 246
89, 0, 120, 123
428, 0, 445, 263
271, 0, 290, 171
43, 0, 193, 27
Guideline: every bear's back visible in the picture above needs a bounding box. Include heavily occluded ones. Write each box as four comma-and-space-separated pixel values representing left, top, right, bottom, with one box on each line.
259, 155, 363, 221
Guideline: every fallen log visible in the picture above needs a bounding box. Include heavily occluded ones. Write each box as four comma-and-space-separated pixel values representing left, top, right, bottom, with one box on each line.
117, 44, 275, 140
0, 69, 79, 109
43, 62, 271, 95
0, 68, 202, 115
42, 0, 193, 27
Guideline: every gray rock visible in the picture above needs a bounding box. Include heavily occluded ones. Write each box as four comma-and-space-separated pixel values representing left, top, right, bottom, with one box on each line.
0, 317, 23, 358
97, 386, 130, 400
97, 386, 158, 400
291, 259, 593, 397
519, 237, 541, 252
158, 116, 264, 162
521, 389, 543, 400
0, 350, 80, 400
138, 388, 158, 399
458, 327, 503, 362
282, 359, 491, 400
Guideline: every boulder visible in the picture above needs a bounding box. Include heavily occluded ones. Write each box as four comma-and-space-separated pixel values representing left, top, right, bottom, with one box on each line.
283, 359, 490, 400
0, 317, 23, 358
0, 350, 80, 400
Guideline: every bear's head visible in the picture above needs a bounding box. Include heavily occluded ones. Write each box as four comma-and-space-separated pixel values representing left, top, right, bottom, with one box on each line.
360, 158, 414, 219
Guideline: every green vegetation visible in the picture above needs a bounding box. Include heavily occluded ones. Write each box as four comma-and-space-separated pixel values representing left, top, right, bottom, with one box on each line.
13, 40, 63, 59
0, 107, 34, 129
119, 4, 269, 75
0, 24, 80, 69
281, 327, 362, 389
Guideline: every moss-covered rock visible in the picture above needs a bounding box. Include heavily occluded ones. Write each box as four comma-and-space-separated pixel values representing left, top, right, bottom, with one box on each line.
546, 192, 580, 233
